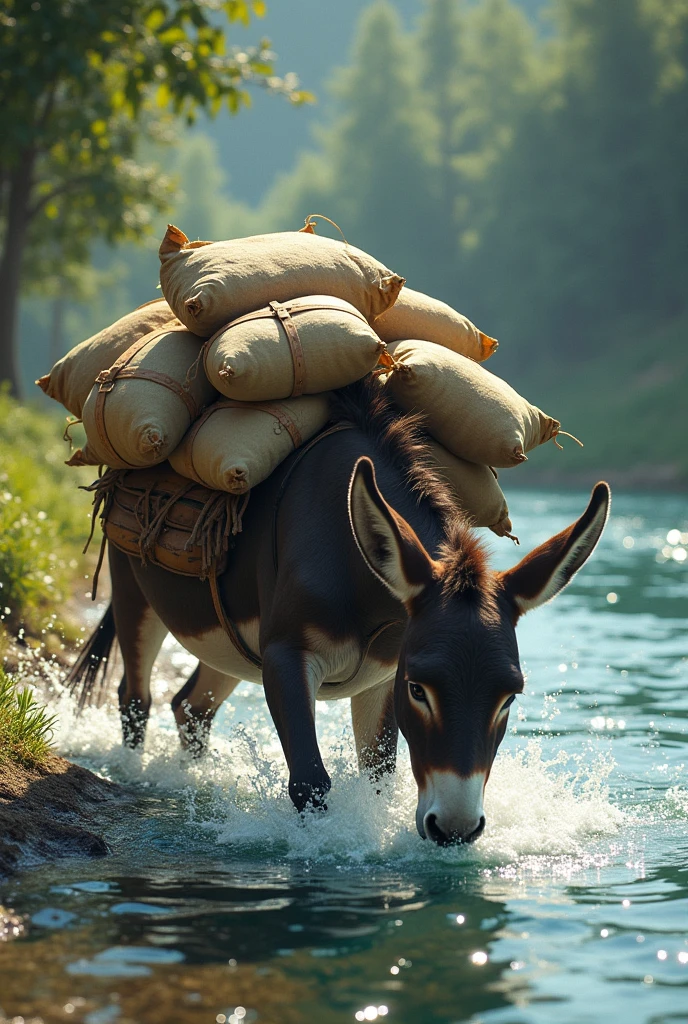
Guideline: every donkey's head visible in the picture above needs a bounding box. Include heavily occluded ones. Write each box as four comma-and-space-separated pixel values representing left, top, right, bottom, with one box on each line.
349, 457, 610, 847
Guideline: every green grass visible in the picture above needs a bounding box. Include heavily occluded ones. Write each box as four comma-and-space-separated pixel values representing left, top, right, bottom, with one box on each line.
0, 669, 56, 767
0, 386, 94, 637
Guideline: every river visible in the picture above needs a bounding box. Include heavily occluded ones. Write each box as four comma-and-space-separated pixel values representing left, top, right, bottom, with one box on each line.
1, 488, 687, 1024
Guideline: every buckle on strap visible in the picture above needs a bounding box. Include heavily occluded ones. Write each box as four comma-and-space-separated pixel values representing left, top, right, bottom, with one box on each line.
95, 370, 116, 393
269, 300, 291, 321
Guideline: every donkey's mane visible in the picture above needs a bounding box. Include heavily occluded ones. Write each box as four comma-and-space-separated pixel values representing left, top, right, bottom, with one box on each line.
332, 377, 489, 597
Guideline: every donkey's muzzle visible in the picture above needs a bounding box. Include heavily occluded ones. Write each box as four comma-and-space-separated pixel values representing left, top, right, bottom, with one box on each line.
424, 812, 486, 847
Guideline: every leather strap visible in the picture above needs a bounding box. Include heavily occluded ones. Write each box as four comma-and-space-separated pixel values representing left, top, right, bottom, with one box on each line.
93, 324, 197, 468
204, 299, 370, 400
271, 422, 355, 575
189, 399, 303, 457
209, 420, 402, 676
178, 400, 303, 487
269, 301, 306, 397
210, 565, 262, 668
268, 420, 402, 680
337, 618, 403, 685
252, 401, 302, 448
210, 300, 369, 333
94, 324, 182, 390
105, 368, 199, 418
93, 386, 129, 467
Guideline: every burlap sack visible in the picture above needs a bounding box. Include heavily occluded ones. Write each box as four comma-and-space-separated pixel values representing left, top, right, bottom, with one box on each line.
204, 295, 389, 402
66, 325, 216, 469
426, 440, 513, 537
169, 395, 330, 494
36, 298, 176, 418
384, 340, 559, 467
375, 288, 498, 363
158, 225, 405, 336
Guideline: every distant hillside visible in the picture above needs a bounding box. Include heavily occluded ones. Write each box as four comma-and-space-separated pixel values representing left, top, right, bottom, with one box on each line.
501, 311, 688, 492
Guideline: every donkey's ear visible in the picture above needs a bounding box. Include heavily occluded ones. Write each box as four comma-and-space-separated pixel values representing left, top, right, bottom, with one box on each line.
499, 482, 611, 618
348, 456, 435, 606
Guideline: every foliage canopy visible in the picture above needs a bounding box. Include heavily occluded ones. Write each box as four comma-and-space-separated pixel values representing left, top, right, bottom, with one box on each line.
0, 0, 309, 391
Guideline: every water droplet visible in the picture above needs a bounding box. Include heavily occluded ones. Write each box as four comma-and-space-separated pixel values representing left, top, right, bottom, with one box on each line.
606, 592, 618, 604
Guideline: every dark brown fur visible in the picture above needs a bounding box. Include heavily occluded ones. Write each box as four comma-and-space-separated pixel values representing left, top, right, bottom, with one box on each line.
69, 379, 610, 843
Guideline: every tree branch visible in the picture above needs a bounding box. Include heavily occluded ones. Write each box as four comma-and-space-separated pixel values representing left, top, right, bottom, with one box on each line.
27, 173, 100, 221
36, 82, 58, 132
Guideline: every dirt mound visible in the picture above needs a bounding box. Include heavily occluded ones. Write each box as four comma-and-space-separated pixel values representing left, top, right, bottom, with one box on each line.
0, 753, 120, 878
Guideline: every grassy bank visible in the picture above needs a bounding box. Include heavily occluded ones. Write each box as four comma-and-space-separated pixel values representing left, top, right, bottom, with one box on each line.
0, 388, 93, 648
0, 670, 55, 767
0, 666, 117, 879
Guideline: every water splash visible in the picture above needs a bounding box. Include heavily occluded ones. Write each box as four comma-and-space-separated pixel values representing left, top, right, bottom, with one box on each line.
50, 684, 625, 873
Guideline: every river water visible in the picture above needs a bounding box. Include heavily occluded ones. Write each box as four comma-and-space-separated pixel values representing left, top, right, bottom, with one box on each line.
1, 489, 687, 1024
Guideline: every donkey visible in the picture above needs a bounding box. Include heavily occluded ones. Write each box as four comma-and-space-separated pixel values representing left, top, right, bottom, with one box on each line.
70, 382, 610, 845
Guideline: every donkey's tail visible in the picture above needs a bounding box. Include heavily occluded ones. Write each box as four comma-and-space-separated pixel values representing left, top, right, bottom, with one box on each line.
66, 604, 118, 712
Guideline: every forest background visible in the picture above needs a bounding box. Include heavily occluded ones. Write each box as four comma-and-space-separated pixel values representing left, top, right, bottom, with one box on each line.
12, 0, 688, 489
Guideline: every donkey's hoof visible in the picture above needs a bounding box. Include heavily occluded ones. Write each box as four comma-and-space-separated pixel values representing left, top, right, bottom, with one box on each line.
289, 775, 331, 814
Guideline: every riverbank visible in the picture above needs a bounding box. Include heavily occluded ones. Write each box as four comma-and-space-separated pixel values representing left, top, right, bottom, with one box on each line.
0, 666, 120, 880
0, 752, 119, 880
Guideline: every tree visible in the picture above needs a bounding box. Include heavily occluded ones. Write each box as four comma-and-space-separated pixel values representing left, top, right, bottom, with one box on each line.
323, 1, 441, 293
416, 0, 466, 281
0, 0, 309, 394
463, 0, 674, 357
650, 0, 688, 314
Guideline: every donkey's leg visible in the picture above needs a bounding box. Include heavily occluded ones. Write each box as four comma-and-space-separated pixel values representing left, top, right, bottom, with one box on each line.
171, 663, 240, 757
351, 678, 398, 781
261, 643, 330, 812
109, 546, 167, 748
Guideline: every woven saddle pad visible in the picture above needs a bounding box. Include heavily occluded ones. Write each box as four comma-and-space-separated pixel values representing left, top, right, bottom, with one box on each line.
86, 463, 248, 580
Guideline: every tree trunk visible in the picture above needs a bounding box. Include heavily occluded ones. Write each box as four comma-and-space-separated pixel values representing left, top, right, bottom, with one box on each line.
0, 150, 35, 397
49, 295, 66, 367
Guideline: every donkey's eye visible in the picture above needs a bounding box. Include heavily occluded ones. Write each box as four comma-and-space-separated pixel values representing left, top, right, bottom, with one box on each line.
501, 694, 516, 712
409, 682, 427, 703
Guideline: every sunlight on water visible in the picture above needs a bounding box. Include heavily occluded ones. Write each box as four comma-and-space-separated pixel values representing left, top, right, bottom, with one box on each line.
4, 490, 687, 1024
50, 682, 626, 874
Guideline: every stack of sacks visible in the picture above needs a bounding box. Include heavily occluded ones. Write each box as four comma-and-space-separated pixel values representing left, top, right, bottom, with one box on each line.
38, 219, 571, 540
156, 223, 404, 491
37, 299, 218, 470
36, 223, 403, 488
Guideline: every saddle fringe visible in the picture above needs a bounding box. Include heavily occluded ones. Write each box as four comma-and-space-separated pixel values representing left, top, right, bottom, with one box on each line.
82, 469, 249, 599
